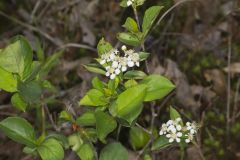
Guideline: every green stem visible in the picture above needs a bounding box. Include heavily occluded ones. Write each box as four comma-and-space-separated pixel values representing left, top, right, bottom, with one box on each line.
180, 146, 185, 160
41, 105, 46, 137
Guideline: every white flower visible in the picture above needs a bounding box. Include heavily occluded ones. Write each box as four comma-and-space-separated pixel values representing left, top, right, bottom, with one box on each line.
186, 122, 197, 134
118, 57, 128, 72
185, 133, 194, 143
127, 0, 133, 6
166, 132, 182, 143
159, 123, 168, 135
112, 61, 119, 68
121, 45, 127, 51
105, 66, 116, 79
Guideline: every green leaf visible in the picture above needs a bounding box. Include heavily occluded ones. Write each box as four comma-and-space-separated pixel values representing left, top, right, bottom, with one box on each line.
18, 80, 42, 103
117, 32, 142, 46
11, 93, 27, 112
123, 70, 147, 79
95, 111, 117, 143
24, 61, 42, 82
142, 6, 164, 36
0, 117, 36, 147
92, 77, 105, 92
37, 138, 64, 160
68, 133, 83, 152
169, 106, 182, 122
139, 52, 150, 61
97, 38, 113, 56
80, 89, 108, 107
0, 67, 17, 92
140, 75, 175, 102
76, 143, 95, 160
129, 126, 150, 150
83, 64, 106, 75
108, 78, 119, 91
0, 36, 33, 79
76, 111, 96, 126
123, 17, 139, 33
120, 0, 128, 7
136, 0, 145, 6
47, 134, 69, 149
124, 79, 138, 89
112, 84, 147, 125
151, 136, 171, 151
99, 142, 128, 160
59, 111, 74, 122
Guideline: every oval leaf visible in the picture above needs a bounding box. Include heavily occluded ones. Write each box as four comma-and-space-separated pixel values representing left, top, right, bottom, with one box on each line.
151, 136, 171, 151
11, 93, 27, 112
76, 111, 96, 126
142, 6, 164, 36
0, 117, 36, 147
0, 67, 17, 92
129, 126, 150, 150
117, 32, 141, 46
99, 142, 128, 160
123, 70, 147, 80
95, 111, 117, 143
37, 138, 64, 160
112, 84, 147, 125
140, 75, 175, 102
122, 17, 138, 33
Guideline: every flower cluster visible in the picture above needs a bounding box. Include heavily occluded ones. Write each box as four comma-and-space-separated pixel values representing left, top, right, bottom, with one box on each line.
159, 118, 198, 143
127, 0, 135, 6
100, 45, 140, 79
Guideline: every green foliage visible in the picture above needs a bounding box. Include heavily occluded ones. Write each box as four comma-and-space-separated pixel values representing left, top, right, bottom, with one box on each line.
76, 111, 96, 126
123, 17, 139, 33
80, 89, 108, 106
95, 110, 117, 143
152, 136, 171, 150
97, 38, 113, 56
117, 32, 142, 46
111, 84, 147, 126
83, 63, 106, 75
0, 36, 32, 79
37, 138, 64, 160
0, 117, 37, 147
0, 67, 17, 92
76, 143, 95, 160
129, 126, 150, 150
99, 142, 128, 160
123, 70, 147, 79
142, 6, 164, 36
141, 75, 175, 101
59, 111, 74, 122
11, 93, 27, 111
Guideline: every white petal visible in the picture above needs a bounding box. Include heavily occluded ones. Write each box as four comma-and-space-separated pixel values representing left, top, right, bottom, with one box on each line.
190, 129, 195, 134
176, 125, 182, 131
185, 139, 190, 143
176, 138, 181, 143
121, 45, 127, 51
115, 69, 121, 75
176, 118, 182, 122
177, 132, 182, 137
112, 61, 119, 68
186, 122, 191, 126
127, 61, 134, 67
136, 62, 140, 67
106, 72, 110, 77
110, 74, 116, 79
167, 120, 173, 125
122, 66, 127, 72
159, 131, 163, 135
127, 0, 132, 6
166, 134, 171, 138
100, 60, 106, 65
169, 138, 174, 143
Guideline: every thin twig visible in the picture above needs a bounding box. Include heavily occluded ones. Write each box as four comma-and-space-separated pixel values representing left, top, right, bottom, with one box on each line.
232, 77, 240, 123
57, 43, 97, 52
226, 34, 232, 139
136, 123, 152, 135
